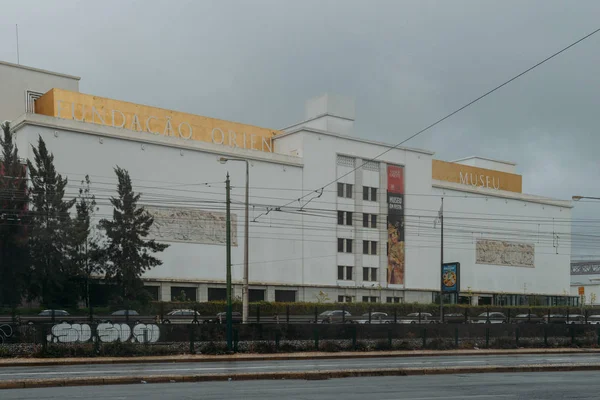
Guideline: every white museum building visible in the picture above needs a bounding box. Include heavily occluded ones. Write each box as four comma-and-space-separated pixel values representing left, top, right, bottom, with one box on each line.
1, 60, 576, 306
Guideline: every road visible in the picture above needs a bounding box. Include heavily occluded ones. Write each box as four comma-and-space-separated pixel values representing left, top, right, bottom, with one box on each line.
1, 353, 600, 381
1, 371, 599, 399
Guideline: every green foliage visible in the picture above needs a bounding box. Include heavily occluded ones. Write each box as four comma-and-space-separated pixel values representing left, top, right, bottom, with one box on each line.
70, 175, 103, 307
27, 136, 78, 307
99, 167, 168, 301
0, 122, 29, 308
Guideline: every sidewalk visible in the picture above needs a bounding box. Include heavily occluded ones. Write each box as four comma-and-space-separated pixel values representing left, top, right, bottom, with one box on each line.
1, 347, 599, 367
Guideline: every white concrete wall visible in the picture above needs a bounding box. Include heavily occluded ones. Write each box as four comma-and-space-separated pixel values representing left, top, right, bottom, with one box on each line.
431, 185, 571, 296
0, 61, 79, 122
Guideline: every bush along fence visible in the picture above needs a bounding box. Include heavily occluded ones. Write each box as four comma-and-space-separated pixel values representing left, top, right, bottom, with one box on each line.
2, 321, 600, 357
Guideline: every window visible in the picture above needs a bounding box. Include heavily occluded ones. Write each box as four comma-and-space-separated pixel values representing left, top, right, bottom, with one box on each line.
363, 186, 377, 201
208, 288, 226, 301
338, 238, 353, 253
363, 267, 377, 282
249, 289, 265, 302
363, 240, 377, 255
144, 286, 159, 301
275, 290, 296, 302
337, 183, 353, 198
337, 211, 352, 226
338, 265, 353, 280
362, 296, 378, 303
338, 295, 353, 303
171, 286, 197, 301
386, 297, 402, 303
363, 213, 377, 228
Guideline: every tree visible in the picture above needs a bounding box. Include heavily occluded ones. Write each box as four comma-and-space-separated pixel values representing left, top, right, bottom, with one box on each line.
99, 167, 168, 303
70, 175, 103, 309
0, 122, 29, 308
27, 136, 77, 307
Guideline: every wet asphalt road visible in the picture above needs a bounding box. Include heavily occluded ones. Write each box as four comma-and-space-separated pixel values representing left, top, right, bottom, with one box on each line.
1, 353, 600, 381
1, 371, 599, 399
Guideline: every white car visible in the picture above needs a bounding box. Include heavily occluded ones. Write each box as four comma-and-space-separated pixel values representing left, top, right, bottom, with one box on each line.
399, 312, 436, 324
162, 309, 201, 324
588, 315, 600, 325
352, 312, 390, 324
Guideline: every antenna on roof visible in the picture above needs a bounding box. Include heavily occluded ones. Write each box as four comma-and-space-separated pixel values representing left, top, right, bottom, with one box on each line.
15, 24, 20, 64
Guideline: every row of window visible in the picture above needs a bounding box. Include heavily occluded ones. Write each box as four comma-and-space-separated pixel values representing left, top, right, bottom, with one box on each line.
337, 211, 378, 228
337, 183, 378, 202
337, 238, 379, 255
337, 266, 378, 282
337, 296, 403, 303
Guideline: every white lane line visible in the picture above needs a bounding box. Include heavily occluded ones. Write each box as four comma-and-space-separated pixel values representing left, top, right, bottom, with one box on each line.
0, 361, 490, 378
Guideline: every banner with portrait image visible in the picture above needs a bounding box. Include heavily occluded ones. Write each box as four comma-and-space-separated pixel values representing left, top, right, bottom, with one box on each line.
387, 165, 405, 285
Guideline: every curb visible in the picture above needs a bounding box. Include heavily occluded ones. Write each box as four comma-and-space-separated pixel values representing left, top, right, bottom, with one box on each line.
2, 364, 600, 390
1, 348, 600, 367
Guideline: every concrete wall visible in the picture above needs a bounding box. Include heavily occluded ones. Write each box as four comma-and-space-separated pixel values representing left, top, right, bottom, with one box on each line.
0, 61, 79, 122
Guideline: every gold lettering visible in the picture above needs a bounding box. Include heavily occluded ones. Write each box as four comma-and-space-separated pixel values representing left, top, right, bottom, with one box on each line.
211, 128, 225, 145
145, 116, 159, 134
178, 121, 193, 139
130, 114, 142, 131
228, 130, 238, 147
111, 110, 126, 128
91, 106, 105, 125
163, 117, 174, 136
261, 137, 272, 152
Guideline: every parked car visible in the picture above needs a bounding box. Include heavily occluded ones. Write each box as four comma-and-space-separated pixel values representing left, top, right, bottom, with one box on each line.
162, 309, 201, 324
472, 312, 506, 324
543, 314, 567, 324
587, 315, 600, 325
101, 310, 145, 324
27, 309, 71, 324
565, 314, 586, 324
443, 313, 468, 324
513, 313, 544, 324
316, 310, 351, 323
399, 312, 437, 324
352, 312, 389, 324
204, 312, 242, 324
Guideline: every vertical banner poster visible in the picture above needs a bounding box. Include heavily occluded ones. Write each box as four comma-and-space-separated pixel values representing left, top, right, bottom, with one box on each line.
387, 165, 405, 285
442, 262, 460, 293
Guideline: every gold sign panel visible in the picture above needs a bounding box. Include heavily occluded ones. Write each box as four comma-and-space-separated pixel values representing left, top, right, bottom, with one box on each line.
35, 89, 279, 152
432, 160, 522, 193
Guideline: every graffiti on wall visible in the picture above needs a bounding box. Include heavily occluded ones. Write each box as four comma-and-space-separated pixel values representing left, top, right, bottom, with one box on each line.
46, 323, 160, 343
0, 324, 13, 344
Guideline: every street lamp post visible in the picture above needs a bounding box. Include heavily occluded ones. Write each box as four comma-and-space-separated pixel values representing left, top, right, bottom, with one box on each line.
573, 196, 600, 201
219, 157, 250, 323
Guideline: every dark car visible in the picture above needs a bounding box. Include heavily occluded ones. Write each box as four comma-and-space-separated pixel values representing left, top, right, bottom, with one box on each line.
444, 313, 468, 324
101, 310, 149, 324
162, 309, 201, 324
316, 310, 351, 324
205, 312, 242, 324
26, 310, 71, 325
513, 313, 543, 324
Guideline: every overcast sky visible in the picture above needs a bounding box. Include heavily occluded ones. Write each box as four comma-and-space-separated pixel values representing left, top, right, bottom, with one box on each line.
1, 0, 600, 257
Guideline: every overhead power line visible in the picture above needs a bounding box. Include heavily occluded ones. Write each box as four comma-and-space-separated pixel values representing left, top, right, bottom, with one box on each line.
254, 26, 600, 219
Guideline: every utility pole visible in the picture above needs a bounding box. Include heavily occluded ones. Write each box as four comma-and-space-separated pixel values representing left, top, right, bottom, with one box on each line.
439, 197, 444, 322
225, 173, 233, 351
218, 157, 250, 323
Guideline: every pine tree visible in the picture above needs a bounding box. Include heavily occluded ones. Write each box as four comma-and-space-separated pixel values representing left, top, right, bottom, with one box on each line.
0, 122, 29, 308
99, 167, 168, 302
27, 136, 77, 307
70, 175, 103, 309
